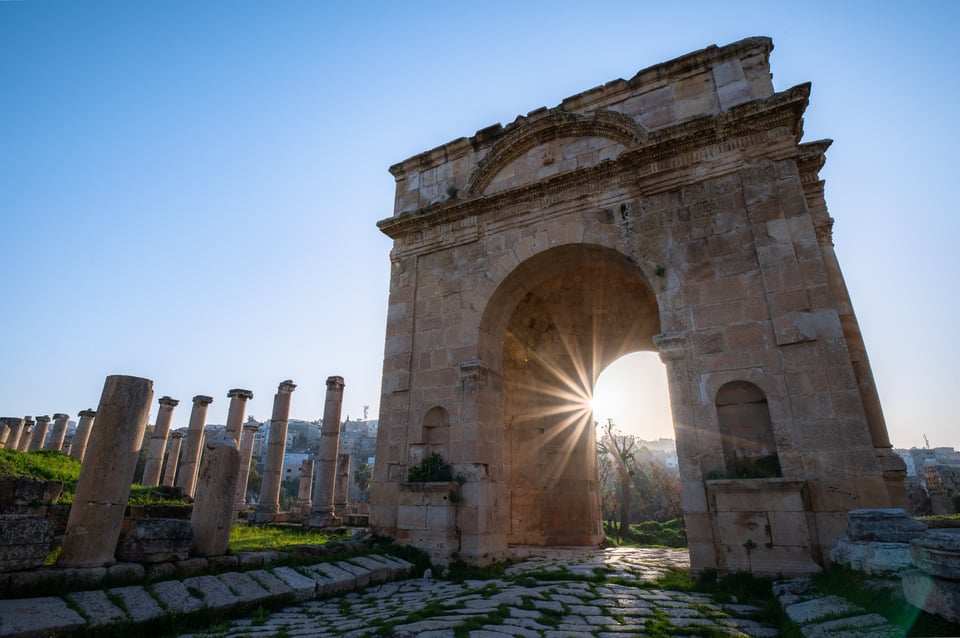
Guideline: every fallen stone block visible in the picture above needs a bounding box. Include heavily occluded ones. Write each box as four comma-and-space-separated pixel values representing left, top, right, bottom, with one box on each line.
307, 562, 356, 595
108, 584, 166, 622
909, 528, 960, 581
784, 595, 864, 625
803, 613, 900, 638
65, 590, 128, 627
846, 509, 927, 543
902, 568, 960, 624
331, 560, 372, 588
246, 569, 294, 599
151, 579, 205, 614
0, 596, 85, 637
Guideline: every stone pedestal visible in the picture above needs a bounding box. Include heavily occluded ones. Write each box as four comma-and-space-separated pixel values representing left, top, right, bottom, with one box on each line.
29, 415, 50, 451
234, 421, 259, 513
309, 376, 345, 528
0, 418, 24, 451
142, 396, 179, 487
254, 380, 296, 521
69, 410, 96, 462
16, 418, 34, 452
829, 508, 927, 575
46, 413, 70, 452
190, 433, 240, 557
177, 395, 213, 498
161, 432, 184, 487
59, 375, 153, 568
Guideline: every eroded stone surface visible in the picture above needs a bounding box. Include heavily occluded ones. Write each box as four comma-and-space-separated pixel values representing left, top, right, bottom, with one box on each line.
0, 515, 53, 572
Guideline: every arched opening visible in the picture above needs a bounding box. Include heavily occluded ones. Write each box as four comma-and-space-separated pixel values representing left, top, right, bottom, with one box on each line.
715, 381, 781, 479
591, 352, 674, 441
409, 406, 451, 467
480, 244, 661, 547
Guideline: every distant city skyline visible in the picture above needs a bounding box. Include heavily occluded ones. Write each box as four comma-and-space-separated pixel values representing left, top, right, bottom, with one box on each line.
1, 2, 957, 450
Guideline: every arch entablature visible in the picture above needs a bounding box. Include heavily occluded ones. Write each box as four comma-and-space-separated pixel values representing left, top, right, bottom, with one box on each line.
466, 110, 648, 197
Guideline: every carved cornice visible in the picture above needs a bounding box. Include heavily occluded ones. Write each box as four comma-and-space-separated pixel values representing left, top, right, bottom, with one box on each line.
797, 139, 833, 185
815, 217, 835, 246
467, 110, 648, 197
378, 84, 810, 248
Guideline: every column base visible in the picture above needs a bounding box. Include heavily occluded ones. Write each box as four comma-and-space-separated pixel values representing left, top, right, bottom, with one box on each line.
305, 511, 342, 529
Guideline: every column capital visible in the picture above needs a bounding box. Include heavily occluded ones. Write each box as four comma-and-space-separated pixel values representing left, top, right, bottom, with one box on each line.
278, 379, 297, 394
325, 376, 345, 391
192, 395, 214, 405
53, 413, 69, 421
158, 396, 180, 408
23, 417, 35, 426
170, 431, 184, 439
242, 423, 259, 432
78, 409, 97, 418
35, 415, 51, 423
227, 388, 254, 400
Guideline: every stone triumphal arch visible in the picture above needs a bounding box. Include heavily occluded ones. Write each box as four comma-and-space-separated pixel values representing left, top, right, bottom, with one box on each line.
370, 37, 907, 576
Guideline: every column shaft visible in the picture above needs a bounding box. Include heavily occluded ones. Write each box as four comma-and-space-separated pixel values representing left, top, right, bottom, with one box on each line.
142, 396, 179, 487
46, 413, 70, 452
176, 395, 213, 498
234, 422, 259, 511
190, 433, 240, 557
256, 380, 296, 517
310, 376, 345, 527
59, 375, 153, 567
17, 418, 34, 452
70, 410, 96, 462
29, 416, 50, 451
161, 433, 184, 487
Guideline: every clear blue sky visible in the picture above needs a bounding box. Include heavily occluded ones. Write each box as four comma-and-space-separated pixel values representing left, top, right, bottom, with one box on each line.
1, 1, 957, 449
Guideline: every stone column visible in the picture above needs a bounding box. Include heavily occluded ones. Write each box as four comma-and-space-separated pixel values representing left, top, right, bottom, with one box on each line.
141, 396, 179, 487
0, 424, 8, 449
177, 395, 213, 498
70, 410, 96, 462
224, 389, 253, 446
17, 418, 34, 452
29, 415, 51, 451
309, 375, 345, 528
59, 375, 153, 568
46, 413, 70, 452
296, 458, 314, 512
0, 418, 23, 451
234, 421, 259, 512
161, 432, 184, 487
255, 380, 297, 520
190, 433, 240, 557
334, 453, 352, 517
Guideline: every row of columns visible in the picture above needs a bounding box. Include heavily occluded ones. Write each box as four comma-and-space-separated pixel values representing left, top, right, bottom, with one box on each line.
0, 411, 97, 459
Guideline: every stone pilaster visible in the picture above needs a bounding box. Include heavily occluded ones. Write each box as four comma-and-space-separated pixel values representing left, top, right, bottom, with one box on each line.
17, 418, 34, 452
59, 375, 153, 568
224, 389, 253, 446
254, 380, 296, 521
29, 415, 50, 451
161, 432, 184, 487
46, 413, 70, 452
176, 395, 213, 498
141, 396, 179, 487
309, 375, 345, 528
69, 410, 96, 462
234, 421, 259, 512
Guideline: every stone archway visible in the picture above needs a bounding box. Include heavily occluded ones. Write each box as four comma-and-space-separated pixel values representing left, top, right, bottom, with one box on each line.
370, 36, 906, 575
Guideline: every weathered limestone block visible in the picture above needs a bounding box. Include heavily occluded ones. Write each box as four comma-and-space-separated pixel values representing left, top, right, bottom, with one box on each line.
115, 517, 192, 563
829, 539, 914, 576
902, 568, 960, 624
0, 515, 53, 572
0, 477, 63, 511
909, 528, 960, 581
846, 508, 927, 543
65, 590, 128, 627
0, 596, 85, 636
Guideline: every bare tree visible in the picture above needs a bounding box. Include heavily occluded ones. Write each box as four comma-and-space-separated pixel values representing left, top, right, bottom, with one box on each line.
597, 418, 636, 541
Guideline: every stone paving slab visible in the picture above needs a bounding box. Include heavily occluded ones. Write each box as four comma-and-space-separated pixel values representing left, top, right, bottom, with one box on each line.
65, 589, 128, 627
151, 579, 205, 614
271, 565, 317, 601
0, 596, 85, 637
182, 574, 240, 609
109, 584, 167, 622
246, 568, 294, 599
217, 571, 273, 605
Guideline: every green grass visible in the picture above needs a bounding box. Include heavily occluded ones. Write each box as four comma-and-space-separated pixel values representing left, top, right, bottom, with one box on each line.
604, 518, 688, 548
228, 523, 346, 552
0, 448, 81, 500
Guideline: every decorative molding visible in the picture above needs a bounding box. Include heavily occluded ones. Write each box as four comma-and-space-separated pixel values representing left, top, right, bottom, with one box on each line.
815, 217, 835, 246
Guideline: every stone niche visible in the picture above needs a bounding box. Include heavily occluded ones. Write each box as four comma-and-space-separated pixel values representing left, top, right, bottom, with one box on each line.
370, 36, 906, 573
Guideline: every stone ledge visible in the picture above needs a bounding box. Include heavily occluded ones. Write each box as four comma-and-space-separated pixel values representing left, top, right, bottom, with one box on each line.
0, 553, 413, 637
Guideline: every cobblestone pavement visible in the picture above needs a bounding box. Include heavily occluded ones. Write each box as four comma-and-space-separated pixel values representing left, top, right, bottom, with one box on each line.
178, 548, 780, 637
